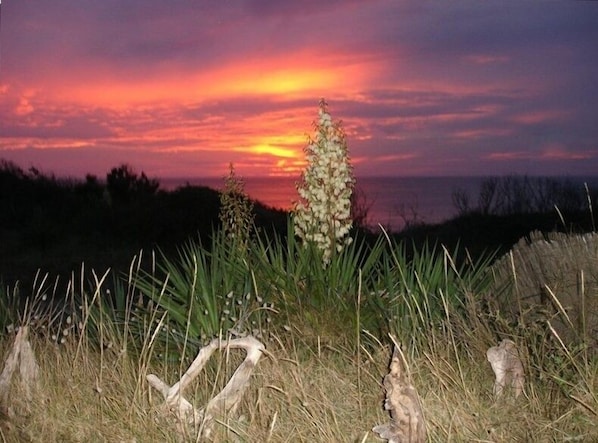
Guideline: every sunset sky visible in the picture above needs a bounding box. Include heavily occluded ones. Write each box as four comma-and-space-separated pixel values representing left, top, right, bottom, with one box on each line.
1, 0, 597, 179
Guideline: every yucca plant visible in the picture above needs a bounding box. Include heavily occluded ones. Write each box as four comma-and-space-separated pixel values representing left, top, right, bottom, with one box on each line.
219, 162, 254, 254
79, 261, 151, 357
377, 235, 495, 351
294, 99, 355, 267
252, 218, 385, 338
134, 231, 268, 360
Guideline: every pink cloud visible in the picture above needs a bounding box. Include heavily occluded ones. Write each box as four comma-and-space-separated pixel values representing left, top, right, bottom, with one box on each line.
510, 110, 571, 125
540, 144, 596, 161
463, 54, 510, 65
487, 152, 532, 161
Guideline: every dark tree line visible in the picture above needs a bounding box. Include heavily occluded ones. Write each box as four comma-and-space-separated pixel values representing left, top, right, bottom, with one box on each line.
452, 175, 596, 216
0, 159, 288, 289
0, 160, 219, 286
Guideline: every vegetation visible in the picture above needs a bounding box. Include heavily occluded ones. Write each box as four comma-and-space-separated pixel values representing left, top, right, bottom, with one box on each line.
219, 163, 254, 252
0, 225, 595, 441
0, 152, 597, 441
452, 175, 596, 217
0, 159, 286, 292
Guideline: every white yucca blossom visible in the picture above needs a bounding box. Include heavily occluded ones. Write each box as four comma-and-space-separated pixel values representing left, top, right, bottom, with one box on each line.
294, 99, 355, 265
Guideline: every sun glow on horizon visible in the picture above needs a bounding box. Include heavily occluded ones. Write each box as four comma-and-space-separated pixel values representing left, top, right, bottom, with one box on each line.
233, 144, 297, 158
0, 31, 384, 177
44, 50, 367, 107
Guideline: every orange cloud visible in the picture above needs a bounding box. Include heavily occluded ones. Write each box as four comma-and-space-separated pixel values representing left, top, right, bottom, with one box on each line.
6, 48, 369, 177
15, 97, 34, 116
50, 50, 368, 107
273, 158, 306, 176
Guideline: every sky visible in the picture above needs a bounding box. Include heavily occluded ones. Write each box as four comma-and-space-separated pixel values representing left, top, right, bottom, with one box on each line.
0, 0, 597, 179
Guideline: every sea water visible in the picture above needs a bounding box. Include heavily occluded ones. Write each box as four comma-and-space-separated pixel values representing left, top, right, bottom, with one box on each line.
160, 176, 598, 232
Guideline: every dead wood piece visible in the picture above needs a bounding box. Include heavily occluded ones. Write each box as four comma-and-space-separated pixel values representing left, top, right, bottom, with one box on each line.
486, 339, 525, 398
373, 345, 427, 443
0, 326, 40, 417
147, 335, 265, 438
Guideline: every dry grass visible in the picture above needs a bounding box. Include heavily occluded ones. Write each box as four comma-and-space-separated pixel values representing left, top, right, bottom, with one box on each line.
0, 312, 595, 443
0, 230, 596, 441
491, 230, 598, 350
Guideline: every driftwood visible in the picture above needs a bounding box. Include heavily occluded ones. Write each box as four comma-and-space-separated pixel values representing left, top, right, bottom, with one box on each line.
486, 339, 525, 398
373, 344, 427, 443
0, 326, 40, 417
147, 335, 265, 439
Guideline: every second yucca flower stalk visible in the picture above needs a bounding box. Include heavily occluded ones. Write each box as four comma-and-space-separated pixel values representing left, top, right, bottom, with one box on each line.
219, 163, 254, 254
294, 99, 355, 265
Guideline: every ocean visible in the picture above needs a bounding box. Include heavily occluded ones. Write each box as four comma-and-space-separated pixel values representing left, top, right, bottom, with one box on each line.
160, 176, 598, 232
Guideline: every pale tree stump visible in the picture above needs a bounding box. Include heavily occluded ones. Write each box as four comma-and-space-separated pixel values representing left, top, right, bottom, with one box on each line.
147, 335, 265, 439
373, 344, 427, 443
486, 339, 525, 398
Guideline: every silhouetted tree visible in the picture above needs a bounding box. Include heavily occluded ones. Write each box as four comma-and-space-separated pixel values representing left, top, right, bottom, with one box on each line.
351, 186, 373, 230
106, 164, 159, 204
73, 174, 104, 203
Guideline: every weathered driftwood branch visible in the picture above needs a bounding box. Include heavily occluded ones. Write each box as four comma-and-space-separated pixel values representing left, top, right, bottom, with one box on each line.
486, 339, 524, 398
373, 344, 427, 443
0, 326, 40, 417
147, 335, 265, 438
